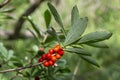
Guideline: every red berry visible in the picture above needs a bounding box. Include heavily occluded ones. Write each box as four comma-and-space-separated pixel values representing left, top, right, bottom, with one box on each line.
50, 56, 57, 62
49, 49, 54, 54
56, 45, 61, 49
55, 54, 61, 59
43, 61, 49, 67
35, 76, 39, 80
46, 53, 52, 59
54, 45, 61, 52
41, 54, 47, 60
48, 60, 54, 66
54, 47, 59, 52
38, 58, 43, 63
58, 50, 64, 56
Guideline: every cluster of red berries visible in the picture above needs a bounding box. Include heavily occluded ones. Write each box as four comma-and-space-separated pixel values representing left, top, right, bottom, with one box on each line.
38, 45, 64, 67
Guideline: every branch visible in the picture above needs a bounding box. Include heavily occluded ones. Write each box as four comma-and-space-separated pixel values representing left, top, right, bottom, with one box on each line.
0, 0, 11, 8
9, 0, 44, 39
0, 62, 42, 73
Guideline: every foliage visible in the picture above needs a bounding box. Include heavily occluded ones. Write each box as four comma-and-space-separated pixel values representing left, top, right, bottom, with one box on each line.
0, 0, 119, 80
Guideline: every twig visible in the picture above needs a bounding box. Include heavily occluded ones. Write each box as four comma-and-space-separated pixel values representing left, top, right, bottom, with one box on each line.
0, 0, 11, 8
9, 0, 44, 39
0, 62, 42, 73
72, 59, 80, 80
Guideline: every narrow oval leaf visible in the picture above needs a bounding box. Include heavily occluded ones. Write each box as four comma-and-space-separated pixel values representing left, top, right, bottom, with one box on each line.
44, 10, 51, 28
71, 5, 79, 26
80, 55, 100, 67
24, 16, 41, 38
64, 17, 88, 46
87, 41, 109, 48
65, 47, 91, 56
47, 27, 60, 42
78, 31, 112, 44
47, 2, 66, 36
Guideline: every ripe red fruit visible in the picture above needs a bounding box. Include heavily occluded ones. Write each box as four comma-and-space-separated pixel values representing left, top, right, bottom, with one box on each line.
56, 45, 61, 49
38, 58, 43, 63
55, 54, 61, 59
54, 47, 59, 52
58, 50, 64, 56
54, 45, 61, 52
49, 49, 54, 54
41, 54, 47, 60
46, 53, 52, 59
48, 60, 54, 66
43, 61, 49, 67
35, 76, 39, 80
50, 56, 57, 62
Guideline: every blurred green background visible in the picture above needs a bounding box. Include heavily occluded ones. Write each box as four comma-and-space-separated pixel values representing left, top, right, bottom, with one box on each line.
0, 0, 120, 80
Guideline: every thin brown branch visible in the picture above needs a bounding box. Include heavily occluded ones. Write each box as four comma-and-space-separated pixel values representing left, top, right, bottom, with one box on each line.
0, 62, 42, 73
9, 0, 44, 39
0, 0, 11, 8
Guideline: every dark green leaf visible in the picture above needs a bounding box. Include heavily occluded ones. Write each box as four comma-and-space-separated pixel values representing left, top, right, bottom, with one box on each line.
64, 17, 88, 46
87, 41, 109, 48
65, 47, 91, 56
71, 5, 79, 26
80, 55, 100, 67
78, 31, 112, 44
44, 9, 51, 28
56, 67, 71, 73
48, 2, 66, 36
10, 58, 23, 67
47, 27, 60, 42
24, 16, 41, 38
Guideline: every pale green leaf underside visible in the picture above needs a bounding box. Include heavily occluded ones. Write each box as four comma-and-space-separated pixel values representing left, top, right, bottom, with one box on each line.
78, 31, 112, 44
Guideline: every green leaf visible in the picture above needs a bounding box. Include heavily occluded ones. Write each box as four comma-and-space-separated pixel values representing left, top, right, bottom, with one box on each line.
47, 2, 66, 36
47, 27, 60, 42
56, 67, 71, 73
24, 16, 41, 38
44, 9, 51, 28
64, 17, 88, 46
87, 41, 109, 48
65, 48, 91, 56
78, 31, 112, 44
80, 55, 100, 67
0, 43, 8, 58
7, 50, 14, 60
71, 5, 79, 26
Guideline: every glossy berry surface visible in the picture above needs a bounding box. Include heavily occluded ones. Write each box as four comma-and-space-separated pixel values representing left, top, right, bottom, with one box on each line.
55, 54, 61, 59
49, 49, 54, 54
48, 60, 54, 66
38, 44, 64, 67
38, 58, 43, 62
43, 61, 49, 67
58, 50, 64, 56
50, 56, 57, 62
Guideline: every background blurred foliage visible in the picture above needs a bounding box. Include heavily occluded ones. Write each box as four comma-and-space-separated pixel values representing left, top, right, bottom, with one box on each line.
0, 0, 120, 80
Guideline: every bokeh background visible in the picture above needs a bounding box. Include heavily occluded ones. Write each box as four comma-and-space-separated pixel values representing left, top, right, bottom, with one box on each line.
0, 0, 120, 80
